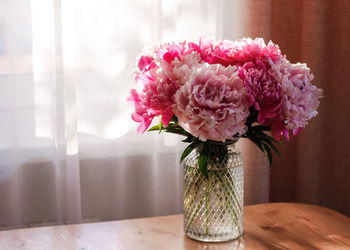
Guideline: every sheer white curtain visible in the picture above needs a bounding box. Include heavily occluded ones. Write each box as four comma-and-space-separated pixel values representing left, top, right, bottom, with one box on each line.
0, 0, 269, 228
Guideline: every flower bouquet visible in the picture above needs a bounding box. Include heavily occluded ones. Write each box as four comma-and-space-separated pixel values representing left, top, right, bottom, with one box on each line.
128, 37, 322, 242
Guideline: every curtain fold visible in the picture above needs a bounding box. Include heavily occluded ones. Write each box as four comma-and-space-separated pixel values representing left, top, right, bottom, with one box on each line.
269, 0, 350, 216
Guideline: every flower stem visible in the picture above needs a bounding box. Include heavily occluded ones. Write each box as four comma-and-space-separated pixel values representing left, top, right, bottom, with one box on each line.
205, 176, 210, 236
221, 174, 241, 234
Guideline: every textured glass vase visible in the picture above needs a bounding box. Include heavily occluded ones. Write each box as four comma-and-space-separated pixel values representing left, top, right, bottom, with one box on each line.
183, 144, 244, 242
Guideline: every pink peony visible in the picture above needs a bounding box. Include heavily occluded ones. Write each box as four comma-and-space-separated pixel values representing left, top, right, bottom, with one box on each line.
173, 63, 250, 142
197, 37, 236, 66
157, 41, 198, 68
129, 62, 177, 133
135, 42, 167, 73
195, 37, 282, 69
170, 52, 202, 86
136, 41, 195, 75
238, 60, 282, 125
271, 59, 323, 139
129, 43, 201, 134
127, 89, 152, 134
230, 38, 283, 68
152, 41, 201, 84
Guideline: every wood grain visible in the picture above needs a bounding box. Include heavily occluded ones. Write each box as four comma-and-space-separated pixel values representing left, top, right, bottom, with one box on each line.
1, 203, 350, 249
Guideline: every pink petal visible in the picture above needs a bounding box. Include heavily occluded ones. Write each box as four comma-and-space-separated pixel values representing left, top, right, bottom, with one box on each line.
135, 74, 151, 86
161, 106, 173, 127
137, 116, 153, 134
131, 112, 142, 122
163, 52, 174, 63
293, 127, 302, 136
283, 129, 290, 140
138, 55, 154, 71
188, 42, 201, 53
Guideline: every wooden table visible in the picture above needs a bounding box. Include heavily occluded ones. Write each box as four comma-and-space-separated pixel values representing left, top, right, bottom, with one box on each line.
1, 203, 350, 249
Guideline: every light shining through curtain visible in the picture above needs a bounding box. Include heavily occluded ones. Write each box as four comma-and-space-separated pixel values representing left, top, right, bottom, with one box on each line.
0, 0, 231, 227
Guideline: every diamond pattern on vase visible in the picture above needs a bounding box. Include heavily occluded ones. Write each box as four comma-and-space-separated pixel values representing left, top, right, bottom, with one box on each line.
183, 145, 244, 242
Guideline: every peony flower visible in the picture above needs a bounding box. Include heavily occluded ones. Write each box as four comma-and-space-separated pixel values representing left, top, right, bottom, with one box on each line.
170, 52, 202, 86
194, 37, 282, 68
130, 42, 201, 134
136, 41, 195, 75
271, 59, 323, 139
129, 61, 177, 133
197, 37, 236, 66
146, 41, 202, 85
230, 38, 283, 68
238, 59, 282, 128
135, 42, 167, 73
173, 63, 250, 142
127, 89, 153, 134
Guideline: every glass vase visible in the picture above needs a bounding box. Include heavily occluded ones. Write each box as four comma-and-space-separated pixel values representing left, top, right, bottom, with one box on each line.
183, 143, 244, 242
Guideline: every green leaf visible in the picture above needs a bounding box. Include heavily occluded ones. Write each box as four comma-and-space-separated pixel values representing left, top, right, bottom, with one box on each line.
165, 130, 188, 137
170, 115, 178, 123
260, 137, 281, 158
148, 123, 164, 132
198, 145, 209, 179
165, 124, 191, 137
180, 141, 199, 163
253, 129, 282, 158
251, 125, 271, 131
261, 142, 272, 166
245, 108, 258, 128
147, 121, 192, 137
245, 132, 273, 166
247, 132, 264, 152
158, 122, 163, 134
255, 130, 276, 141
182, 136, 194, 143
243, 126, 285, 166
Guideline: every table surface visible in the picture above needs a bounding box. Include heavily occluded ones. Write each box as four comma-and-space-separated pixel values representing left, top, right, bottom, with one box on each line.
1, 203, 350, 250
